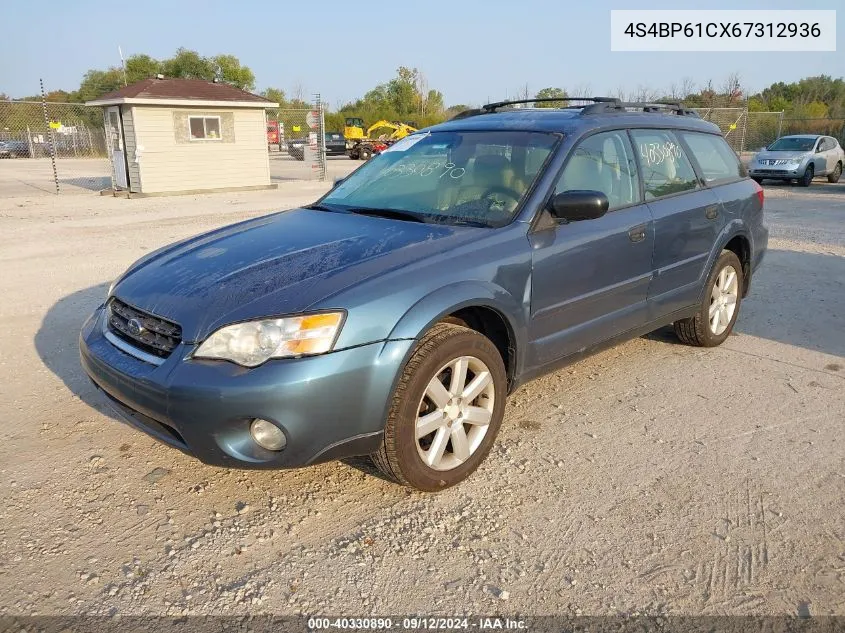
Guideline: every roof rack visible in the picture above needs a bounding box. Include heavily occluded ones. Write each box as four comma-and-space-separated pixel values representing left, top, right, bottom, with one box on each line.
581, 101, 700, 117
482, 97, 619, 112
449, 97, 700, 121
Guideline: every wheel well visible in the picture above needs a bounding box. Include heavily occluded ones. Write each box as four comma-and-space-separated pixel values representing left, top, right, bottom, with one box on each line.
724, 235, 751, 297
441, 307, 515, 388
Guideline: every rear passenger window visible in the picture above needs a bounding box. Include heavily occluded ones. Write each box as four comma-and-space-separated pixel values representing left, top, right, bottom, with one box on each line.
555, 130, 640, 211
630, 129, 699, 201
681, 132, 744, 183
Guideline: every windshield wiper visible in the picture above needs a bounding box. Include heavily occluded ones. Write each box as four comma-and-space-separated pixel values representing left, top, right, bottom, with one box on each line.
305, 203, 342, 213
346, 208, 427, 223
448, 219, 491, 228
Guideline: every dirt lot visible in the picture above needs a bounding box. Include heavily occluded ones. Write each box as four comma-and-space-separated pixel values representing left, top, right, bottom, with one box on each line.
0, 181, 843, 617
0, 155, 358, 197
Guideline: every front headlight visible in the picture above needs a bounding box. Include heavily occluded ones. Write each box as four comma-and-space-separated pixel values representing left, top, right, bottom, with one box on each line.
193, 312, 345, 367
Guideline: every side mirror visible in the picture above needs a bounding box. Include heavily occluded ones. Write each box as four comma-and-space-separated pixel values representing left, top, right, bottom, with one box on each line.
549, 190, 609, 222
333, 177, 346, 188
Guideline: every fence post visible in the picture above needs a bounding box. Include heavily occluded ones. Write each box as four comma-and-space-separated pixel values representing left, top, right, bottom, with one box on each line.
39, 78, 60, 195
314, 93, 327, 182
776, 111, 784, 139
738, 108, 748, 154
26, 125, 34, 158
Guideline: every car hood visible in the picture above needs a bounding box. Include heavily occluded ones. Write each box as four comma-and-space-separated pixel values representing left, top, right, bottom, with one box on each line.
111, 208, 482, 342
755, 150, 811, 161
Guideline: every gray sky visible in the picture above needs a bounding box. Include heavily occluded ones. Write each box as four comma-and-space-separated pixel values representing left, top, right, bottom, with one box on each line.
2, 0, 843, 105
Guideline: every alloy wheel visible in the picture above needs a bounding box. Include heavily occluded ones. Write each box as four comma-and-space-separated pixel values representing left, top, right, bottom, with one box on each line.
709, 265, 739, 335
415, 355, 495, 471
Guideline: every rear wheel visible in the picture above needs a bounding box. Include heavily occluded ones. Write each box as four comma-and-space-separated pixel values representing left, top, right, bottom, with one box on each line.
828, 162, 842, 183
799, 164, 814, 187
673, 250, 743, 347
372, 323, 507, 491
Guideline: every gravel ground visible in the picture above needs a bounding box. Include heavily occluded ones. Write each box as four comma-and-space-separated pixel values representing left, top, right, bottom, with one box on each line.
0, 180, 843, 617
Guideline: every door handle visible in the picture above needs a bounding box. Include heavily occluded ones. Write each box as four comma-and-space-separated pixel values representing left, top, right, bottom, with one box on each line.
628, 224, 647, 243
705, 205, 720, 220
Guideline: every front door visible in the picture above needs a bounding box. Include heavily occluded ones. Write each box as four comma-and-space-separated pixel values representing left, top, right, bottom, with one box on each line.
528, 129, 654, 368
104, 106, 128, 189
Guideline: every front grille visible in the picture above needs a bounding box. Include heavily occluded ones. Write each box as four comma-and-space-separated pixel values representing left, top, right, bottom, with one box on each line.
106, 298, 182, 359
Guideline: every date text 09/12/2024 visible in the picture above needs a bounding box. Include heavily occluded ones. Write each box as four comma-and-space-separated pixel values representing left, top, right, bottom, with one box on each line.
307, 617, 527, 630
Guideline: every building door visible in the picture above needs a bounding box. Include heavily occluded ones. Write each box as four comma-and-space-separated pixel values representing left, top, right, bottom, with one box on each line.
104, 106, 128, 188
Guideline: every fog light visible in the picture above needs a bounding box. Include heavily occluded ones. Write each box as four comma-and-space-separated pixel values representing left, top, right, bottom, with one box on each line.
250, 419, 286, 451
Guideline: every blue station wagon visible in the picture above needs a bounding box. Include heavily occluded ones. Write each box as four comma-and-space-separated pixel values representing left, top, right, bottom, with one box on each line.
80, 97, 768, 490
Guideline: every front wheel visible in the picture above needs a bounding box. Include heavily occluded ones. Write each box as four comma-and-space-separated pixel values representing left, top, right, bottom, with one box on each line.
827, 162, 842, 183
372, 323, 507, 491
359, 146, 373, 161
673, 250, 743, 347
798, 164, 814, 187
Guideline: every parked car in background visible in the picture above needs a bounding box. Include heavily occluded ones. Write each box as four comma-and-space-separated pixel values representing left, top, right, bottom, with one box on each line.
80, 97, 767, 491
749, 135, 844, 186
0, 140, 53, 158
0, 142, 12, 159
287, 133, 348, 161
324, 131, 347, 156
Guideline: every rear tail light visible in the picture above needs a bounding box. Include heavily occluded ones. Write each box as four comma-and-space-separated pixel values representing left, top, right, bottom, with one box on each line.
752, 179, 764, 207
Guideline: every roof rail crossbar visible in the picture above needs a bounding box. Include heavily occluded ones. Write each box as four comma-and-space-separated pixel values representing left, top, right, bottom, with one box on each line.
482, 96, 619, 112
581, 101, 700, 117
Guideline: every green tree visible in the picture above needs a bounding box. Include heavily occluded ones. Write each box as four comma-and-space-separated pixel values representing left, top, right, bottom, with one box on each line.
212, 54, 256, 91
534, 87, 567, 107
261, 88, 287, 106
125, 54, 161, 84
160, 48, 215, 81
76, 68, 125, 102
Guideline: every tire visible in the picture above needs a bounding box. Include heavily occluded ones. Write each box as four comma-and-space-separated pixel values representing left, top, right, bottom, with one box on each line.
673, 250, 743, 347
751, 176, 763, 184
827, 162, 842, 183
359, 146, 373, 161
798, 164, 814, 187
372, 323, 507, 491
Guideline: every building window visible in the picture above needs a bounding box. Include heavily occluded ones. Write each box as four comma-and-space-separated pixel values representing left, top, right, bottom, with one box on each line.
189, 116, 221, 140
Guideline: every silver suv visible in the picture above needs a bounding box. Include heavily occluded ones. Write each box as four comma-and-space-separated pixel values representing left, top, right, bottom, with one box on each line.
750, 134, 844, 186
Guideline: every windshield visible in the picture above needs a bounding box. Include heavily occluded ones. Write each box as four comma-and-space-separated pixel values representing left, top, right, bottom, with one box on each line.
319, 130, 560, 227
768, 137, 816, 152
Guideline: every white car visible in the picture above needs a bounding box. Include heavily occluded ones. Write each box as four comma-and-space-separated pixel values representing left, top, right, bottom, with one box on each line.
749, 135, 844, 187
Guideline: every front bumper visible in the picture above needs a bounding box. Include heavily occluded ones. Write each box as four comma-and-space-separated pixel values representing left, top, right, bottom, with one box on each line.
748, 162, 806, 179
79, 306, 414, 469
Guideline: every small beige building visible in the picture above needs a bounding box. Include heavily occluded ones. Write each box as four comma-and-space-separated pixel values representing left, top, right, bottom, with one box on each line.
87, 77, 278, 195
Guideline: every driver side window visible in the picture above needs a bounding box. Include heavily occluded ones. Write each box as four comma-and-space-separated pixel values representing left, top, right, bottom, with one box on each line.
554, 130, 641, 211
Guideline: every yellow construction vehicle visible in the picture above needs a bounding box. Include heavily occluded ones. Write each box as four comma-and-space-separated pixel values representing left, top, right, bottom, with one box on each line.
344, 118, 418, 160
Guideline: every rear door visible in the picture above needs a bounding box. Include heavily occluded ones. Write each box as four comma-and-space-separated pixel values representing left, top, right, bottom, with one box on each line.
528, 129, 654, 367
630, 129, 724, 317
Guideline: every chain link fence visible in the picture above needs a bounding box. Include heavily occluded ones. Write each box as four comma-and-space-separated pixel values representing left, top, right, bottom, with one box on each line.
264, 100, 351, 185
688, 104, 845, 161
0, 100, 113, 196
0, 96, 349, 197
